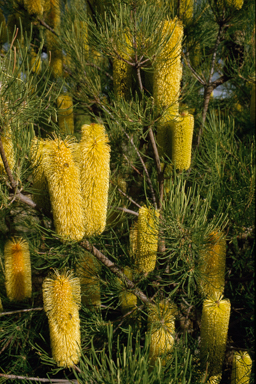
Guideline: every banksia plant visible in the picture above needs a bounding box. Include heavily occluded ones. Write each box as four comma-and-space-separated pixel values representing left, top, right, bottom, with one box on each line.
45, 0, 62, 77
0, 9, 7, 45
129, 222, 138, 260
231, 351, 252, 384
198, 230, 226, 298
0, 297, 3, 312
30, 49, 41, 74
77, 252, 101, 309
43, 137, 85, 242
42, 270, 81, 368
250, 82, 255, 124
136, 206, 159, 274
200, 293, 231, 376
79, 123, 111, 237
57, 94, 74, 135
24, 0, 44, 16
217, 0, 244, 10
119, 267, 137, 315
4, 238, 32, 301
153, 18, 183, 117
179, 0, 194, 24
147, 300, 177, 366
0, 126, 15, 175
206, 374, 222, 384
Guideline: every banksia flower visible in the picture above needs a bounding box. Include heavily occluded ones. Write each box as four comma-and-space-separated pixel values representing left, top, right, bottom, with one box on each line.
42, 270, 81, 368
57, 95, 74, 135
231, 351, 252, 384
24, 0, 44, 16
43, 137, 85, 242
119, 267, 137, 315
147, 300, 177, 366
250, 83, 255, 124
4, 238, 32, 301
136, 206, 159, 274
113, 32, 133, 99
79, 124, 110, 237
200, 293, 231, 376
0, 126, 15, 175
198, 230, 226, 298
153, 18, 183, 117
77, 252, 101, 309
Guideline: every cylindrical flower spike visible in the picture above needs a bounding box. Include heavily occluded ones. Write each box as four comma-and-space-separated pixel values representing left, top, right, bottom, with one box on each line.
79, 124, 111, 237
119, 267, 137, 315
42, 270, 81, 368
136, 206, 159, 274
57, 94, 74, 135
42, 137, 85, 242
147, 300, 177, 366
77, 252, 101, 309
24, 0, 44, 16
4, 238, 32, 301
153, 18, 183, 117
198, 230, 226, 298
231, 351, 252, 384
200, 293, 231, 376
0, 126, 15, 175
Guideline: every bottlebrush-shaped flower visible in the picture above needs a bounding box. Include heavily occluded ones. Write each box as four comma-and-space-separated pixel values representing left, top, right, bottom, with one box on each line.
4, 238, 32, 301
77, 252, 101, 309
42, 270, 81, 368
147, 300, 177, 366
24, 0, 44, 16
57, 94, 74, 134
79, 124, 110, 237
198, 230, 226, 298
113, 32, 133, 99
118, 266, 137, 315
200, 293, 231, 376
153, 18, 183, 117
0, 126, 15, 175
136, 206, 159, 274
231, 351, 252, 384
43, 137, 85, 242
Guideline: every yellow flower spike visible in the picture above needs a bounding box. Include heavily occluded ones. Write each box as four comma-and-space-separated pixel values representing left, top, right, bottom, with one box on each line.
24, 0, 44, 16
4, 238, 32, 301
231, 351, 252, 384
119, 267, 137, 315
0, 126, 15, 175
77, 252, 101, 309
57, 94, 74, 135
43, 137, 85, 242
200, 293, 231, 376
42, 270, 81, 368
250, 83, 255, 124
147, 300, 177, 366
198, 231, 226, 298
113, 32, 133, 100
153, 18, 183, 117
79, 124, 111, 237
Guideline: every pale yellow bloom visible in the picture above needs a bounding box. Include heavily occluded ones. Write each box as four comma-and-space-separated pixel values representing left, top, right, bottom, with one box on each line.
231, 351, 252, 384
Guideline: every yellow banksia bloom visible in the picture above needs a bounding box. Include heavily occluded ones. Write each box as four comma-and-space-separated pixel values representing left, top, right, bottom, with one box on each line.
136, 206, 159, 274
77, 252, 101, 309
153, 18, 183, 117
57, 94, 74, 135
113, 32, 133, 99
43, 137, 85, 242
42, 270, 81, 368
24, 0, 44, 16
79, 124, 111, 237
4, 238, 32, 301
0, 126, 15, 175
147, 300, 177, 366
179, 0, 194, 24
198, 230, 226, 298
200, 293, 231, 376
250, 83, 255, 124
231, 351, 252, 384
118, 267, 137, 315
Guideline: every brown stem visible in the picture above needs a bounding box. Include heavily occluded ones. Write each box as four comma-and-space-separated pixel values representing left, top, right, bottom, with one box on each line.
109, 206, 139, 216
0, 374, 78, 383
110, 181, 141, 208
80, 241, 151, 304
0, 308, 43, 316
37, 18, 59, 36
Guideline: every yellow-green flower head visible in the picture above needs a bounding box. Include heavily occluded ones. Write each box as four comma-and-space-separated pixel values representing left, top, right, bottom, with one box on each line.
79, 124, 111, 237
113, 32, 133, 99
4, 238, 32, 301
57, 94, 74, 135
0, 126, 15, 175
118, 266, 137, 315
43, 137, 85, 242
77, 252, 101, 309
153, 18, 183, 117
136, 206, 159, 274
200, 293, 231, 376
231, 351, 252, 384
42, 270, 81, 368
147, 300, 177, 366
24, 0, 44, 16
198, 230, 226, 298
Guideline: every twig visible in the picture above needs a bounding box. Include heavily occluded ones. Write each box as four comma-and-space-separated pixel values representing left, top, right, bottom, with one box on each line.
37, 18, 59, 36
109, 206, 139, 216
80, 241, 150, 304
10, 28, 19, 50
183, 52, 206, 85
110, 181, 141, 208
0, 374, 78, 383
0, 307, 43, 316
123, 154, 144, 177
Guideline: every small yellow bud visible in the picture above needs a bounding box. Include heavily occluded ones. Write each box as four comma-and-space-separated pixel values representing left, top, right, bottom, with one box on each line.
24, 0, 44, 16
